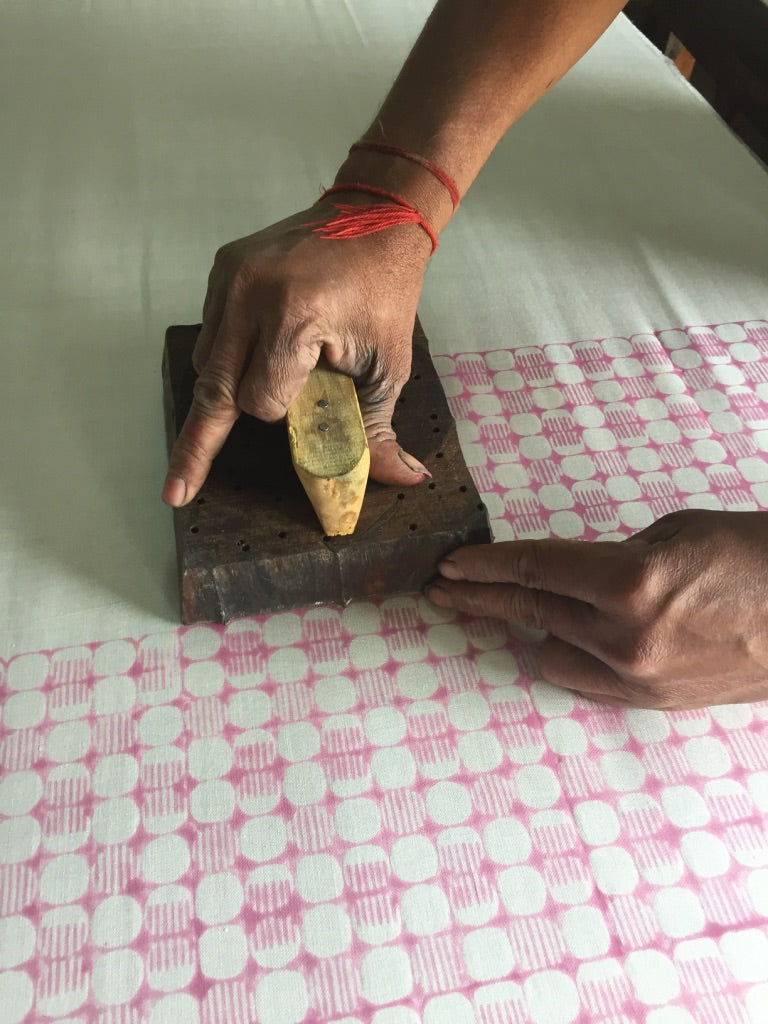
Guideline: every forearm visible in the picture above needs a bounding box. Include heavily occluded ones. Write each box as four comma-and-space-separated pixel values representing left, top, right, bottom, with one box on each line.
336, 0, 627, 234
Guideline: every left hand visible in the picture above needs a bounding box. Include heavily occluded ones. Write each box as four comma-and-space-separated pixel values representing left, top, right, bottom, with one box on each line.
427, 509, 768, 709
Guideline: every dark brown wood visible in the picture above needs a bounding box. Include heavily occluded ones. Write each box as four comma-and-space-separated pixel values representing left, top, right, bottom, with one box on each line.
625, 0, 768, 165
163, 322, 492, 624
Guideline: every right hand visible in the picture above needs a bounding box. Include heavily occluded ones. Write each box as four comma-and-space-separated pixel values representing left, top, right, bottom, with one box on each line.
162, 199, 433, 507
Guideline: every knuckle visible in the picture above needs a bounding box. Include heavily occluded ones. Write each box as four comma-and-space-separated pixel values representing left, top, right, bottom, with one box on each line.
651, 509, 695, 541
365, 422, 396, 445
228, 263, 256, 299
237, 381, 287, 421
213, 242, 233, 266
618, 549, 664, 619
265, 282, 327, 336
655, 509, 690, 529
513, 545, 547, 591
193, 370, 238, 415
358, 338, 411, 397
357, 375, 396, 409
619, 572, 650, 620
270, 311, 324, 367
500, 585, 547, 630
191, 347, 207, 374
613, 625, 664, 678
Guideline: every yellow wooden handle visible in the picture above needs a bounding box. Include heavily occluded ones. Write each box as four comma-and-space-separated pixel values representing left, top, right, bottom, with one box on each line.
286, 367, 370, 536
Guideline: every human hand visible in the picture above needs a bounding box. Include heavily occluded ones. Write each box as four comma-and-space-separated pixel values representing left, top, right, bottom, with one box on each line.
162, 200, 433, 507
427, 510, 768, 709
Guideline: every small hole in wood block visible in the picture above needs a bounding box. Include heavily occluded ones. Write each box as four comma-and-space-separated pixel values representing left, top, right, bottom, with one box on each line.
409, 523, 417, 531
398, 396, 406, 404
241, 543, 250, 552
477, 503, 484, 511
412, 374, 421, 381
428, 482, 436, 490
196, 497, 206, 504
190, 526, 199, 534
278, 531, 288, 539
435, 452, 444, 459
397, 493, 405, 500
430, 413, 438, 420
459, 485, 467, 492
432, 427, 441, 433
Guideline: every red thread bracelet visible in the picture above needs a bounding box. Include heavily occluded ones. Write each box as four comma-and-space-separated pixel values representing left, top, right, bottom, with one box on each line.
349, 141, 460, 211
305, 183, 438, 253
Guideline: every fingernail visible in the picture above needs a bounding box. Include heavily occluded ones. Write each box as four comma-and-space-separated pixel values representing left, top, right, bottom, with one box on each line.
397, 450, 432, 478
163, 474, 187, 507
438, 559, 464, 581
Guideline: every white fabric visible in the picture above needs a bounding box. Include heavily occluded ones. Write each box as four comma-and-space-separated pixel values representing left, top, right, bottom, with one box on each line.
1, 1, 767, 657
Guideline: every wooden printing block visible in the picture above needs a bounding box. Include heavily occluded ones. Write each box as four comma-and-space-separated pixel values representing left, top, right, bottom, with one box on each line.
162, 321, 492, 624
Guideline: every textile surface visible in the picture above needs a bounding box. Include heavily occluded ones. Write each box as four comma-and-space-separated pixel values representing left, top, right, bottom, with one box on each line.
2, 321, 768, 1023
3, 1, 768, 656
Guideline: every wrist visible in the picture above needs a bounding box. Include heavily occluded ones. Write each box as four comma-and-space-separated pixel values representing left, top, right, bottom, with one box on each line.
315, 184, 438, 254
334, 144, 458, 238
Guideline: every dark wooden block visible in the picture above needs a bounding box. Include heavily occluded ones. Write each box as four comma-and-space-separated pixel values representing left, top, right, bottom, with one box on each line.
163, 321, 492, 624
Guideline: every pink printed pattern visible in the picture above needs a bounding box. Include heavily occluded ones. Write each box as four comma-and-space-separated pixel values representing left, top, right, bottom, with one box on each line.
1, 320, 768, 1024
436, 320, 768, 545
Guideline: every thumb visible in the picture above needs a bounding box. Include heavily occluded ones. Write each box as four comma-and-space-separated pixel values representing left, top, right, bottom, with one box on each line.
355, 357, 431, 487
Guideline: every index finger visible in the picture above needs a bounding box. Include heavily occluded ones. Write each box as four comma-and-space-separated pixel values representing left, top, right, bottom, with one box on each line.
437, 538, 633, 607
163, 384, 240, 506
163, 307, 256, 506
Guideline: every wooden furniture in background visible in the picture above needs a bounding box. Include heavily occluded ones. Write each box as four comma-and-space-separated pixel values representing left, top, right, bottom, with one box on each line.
625, 0, 768, 165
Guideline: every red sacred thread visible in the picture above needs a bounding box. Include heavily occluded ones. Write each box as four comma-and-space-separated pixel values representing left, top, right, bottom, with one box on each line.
305, 183, 438, 253
349, 141, 460, 210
